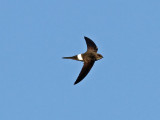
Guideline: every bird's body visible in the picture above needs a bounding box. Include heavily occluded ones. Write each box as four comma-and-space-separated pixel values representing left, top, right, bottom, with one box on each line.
63, 36, 103, 85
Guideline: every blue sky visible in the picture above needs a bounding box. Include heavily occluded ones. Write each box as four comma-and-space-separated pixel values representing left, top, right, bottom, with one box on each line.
0, 0, 160, 120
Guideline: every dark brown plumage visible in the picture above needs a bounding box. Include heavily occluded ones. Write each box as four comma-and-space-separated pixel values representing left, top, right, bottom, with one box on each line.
63, 36, 103, 85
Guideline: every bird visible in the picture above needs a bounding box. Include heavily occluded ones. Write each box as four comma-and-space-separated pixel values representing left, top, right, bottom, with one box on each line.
63, 36, 103, 85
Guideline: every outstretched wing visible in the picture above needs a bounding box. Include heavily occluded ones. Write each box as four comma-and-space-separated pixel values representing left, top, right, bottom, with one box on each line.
84, 36, 98, 52
74, 61, 95, 85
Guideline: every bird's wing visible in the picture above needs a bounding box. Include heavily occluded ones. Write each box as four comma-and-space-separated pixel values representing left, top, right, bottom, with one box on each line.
74, 60, 95, 85
84, 36, 98, 52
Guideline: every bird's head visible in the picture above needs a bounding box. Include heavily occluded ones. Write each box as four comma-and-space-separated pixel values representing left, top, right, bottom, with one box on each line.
96, 53, 103, 60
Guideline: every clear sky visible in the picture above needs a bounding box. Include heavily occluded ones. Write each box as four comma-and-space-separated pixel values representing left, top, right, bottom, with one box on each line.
0, 0, 160, 120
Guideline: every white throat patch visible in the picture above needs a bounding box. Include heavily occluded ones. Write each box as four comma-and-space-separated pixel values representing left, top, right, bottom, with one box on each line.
77, 54, 83, 60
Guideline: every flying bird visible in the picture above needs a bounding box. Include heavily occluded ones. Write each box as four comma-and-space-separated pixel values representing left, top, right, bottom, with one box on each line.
63, 36, 103, 85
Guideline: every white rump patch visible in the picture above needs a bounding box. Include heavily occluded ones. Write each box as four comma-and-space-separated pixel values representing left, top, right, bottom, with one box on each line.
77, 54, 83, 60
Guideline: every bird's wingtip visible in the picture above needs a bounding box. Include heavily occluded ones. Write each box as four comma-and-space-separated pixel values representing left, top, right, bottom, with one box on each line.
74, 81, 79, 85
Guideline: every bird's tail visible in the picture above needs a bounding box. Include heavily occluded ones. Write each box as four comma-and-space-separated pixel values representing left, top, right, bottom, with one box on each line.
62, 57, 74, 59
62, 55, 78, 60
